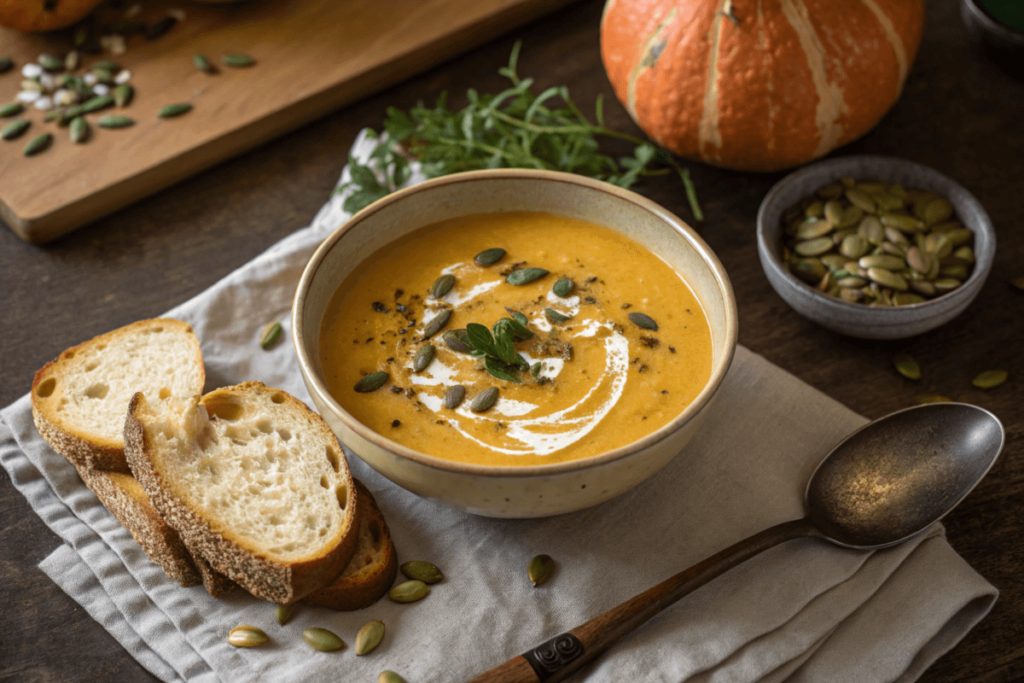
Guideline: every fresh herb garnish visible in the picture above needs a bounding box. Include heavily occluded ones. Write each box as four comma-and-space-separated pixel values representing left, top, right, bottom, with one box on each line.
336, 42, 702, 221
466, 321, 531, 382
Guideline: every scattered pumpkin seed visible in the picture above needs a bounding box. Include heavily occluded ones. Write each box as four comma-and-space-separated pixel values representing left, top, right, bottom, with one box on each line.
222, 53, 256, 68
113, 84, 133, 107
159, 102, 192, 118
356, 620, 385, 656
44, 109, 64, 123
627, 312, 658, 331
228, 625, 268, 648
442, 385, 466, 410
508, 310, 529, 326
430, 273, 455, 299
531, 362, 542, 378
528, 554, 554, 587
68, 116, 88, 143
506, 267, 549, 285
401, 560, 443, 584
193, 53, 215, 73
259, 322, 282, 348
0, 102, 23, 117
303, 627, 345, 652
98, 114, 135, 129
442, 329, 472, 353
544, 308, 571, 324
470, 387, 499, 413
413, 344, 436, 372
355, 372, 389, 393
23, 132, 52, 156
892, 353, 921, 380
914, 394, 953, 404
1010, 276, 1024, 292
474, 247, 505, 266
81, 95, 115, 114
552, 277, 575, 297
972, 370, 1007, 389
389, 580, 429, 603
421, 309, 451, 339
38, 54, 64, 71
379, 672, 406, 683
146, 16, 178, 41
275, 603, 293, 625
1, 119, 29, 141
0, 57, 13, 74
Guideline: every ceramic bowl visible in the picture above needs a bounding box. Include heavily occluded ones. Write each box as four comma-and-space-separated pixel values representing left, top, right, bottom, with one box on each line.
757, 156, 995, 340
293, 169, 738, 518
960, 0, 1024, 78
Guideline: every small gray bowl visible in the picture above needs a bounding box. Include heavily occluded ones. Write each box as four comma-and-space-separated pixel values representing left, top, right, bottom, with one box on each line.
757, 156, 995, 340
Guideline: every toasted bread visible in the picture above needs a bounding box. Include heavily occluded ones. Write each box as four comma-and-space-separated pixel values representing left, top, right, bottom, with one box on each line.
304, 480, 398, 611
32, 319, 204, 474
125, 382, 360, 604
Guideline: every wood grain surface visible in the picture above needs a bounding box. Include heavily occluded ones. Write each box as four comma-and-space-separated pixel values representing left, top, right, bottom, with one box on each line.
0, 0, 574, 243
1, 1, 1022, 681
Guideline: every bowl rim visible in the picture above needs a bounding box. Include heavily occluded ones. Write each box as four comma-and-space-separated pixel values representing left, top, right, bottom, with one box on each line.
962, 0, 1024, 43
293, 168, 738, 478
756, 155, 996, 320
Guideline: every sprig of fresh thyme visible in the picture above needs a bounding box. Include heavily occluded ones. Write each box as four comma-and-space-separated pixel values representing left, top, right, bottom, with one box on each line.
335, 42, 703, 221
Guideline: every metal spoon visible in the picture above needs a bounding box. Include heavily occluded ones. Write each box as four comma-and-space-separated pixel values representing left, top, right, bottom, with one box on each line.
469, 403, 1004, 683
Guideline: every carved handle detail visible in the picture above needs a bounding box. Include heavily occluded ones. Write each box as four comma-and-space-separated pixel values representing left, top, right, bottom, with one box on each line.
521, 633, 584, 680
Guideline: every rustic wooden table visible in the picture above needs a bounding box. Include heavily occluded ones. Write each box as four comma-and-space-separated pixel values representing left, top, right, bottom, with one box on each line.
1, 1, 1021, 681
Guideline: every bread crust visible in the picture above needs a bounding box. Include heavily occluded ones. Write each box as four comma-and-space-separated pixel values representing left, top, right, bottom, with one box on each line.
125, 384, 361, 604
304, 480, 398, 611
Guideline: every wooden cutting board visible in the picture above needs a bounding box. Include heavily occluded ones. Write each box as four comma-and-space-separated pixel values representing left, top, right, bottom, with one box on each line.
0, 0, 577, 243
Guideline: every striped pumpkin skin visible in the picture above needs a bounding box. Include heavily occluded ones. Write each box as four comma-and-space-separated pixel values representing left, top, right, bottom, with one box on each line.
600, 0, 925, 172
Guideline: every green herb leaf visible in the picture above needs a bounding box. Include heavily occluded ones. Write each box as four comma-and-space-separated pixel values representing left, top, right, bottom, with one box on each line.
485, 356, 521, 383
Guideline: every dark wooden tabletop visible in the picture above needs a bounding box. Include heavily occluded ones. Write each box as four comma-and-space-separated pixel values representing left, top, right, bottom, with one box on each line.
2, 1, 1022, 681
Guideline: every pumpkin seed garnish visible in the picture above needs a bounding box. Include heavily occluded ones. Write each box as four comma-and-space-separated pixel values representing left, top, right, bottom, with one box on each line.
355, 372, 389, 393
274, 603, 293, 625
474, 247, 505, 266
302, 627, 345, 652
193, 53, 215, 73
506, 267, 549, 286
442, 385, 466, 410
23, 132, 52, 156
113, 84, 134, 107
98, 115, 134, 129
442, 329, 473, 353
628, 312, 658, 331
892, 353, 921, 380
914, 394, 953, 404
379, 672, 406, 683
1010, 276, 1024, 292
355, 620, 385, 656
0, 57, 13, 74
430, 273, 455, 299
68, 116, 88, 143
81, 94, 115, 113
259, 322, 282, 349
401, 560, 443, 584
1, 119, 29, 141
421, 309, 452, 339
38, 54, 64, 71
413, 344, 436, 372
528, 554, 554, 587
222, 53, 256, 68
389, 580, 429, 603
552, 277, 574, 297
544, 308, 571, 324
972, 370, 1007, 389
159, 103, 192, 118
228, 625, 269, 648
0, 102, 23, 117
470, 387, 499, 413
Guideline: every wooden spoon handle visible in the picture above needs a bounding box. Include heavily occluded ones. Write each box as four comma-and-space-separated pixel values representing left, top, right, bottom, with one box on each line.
467, 517, 819, 683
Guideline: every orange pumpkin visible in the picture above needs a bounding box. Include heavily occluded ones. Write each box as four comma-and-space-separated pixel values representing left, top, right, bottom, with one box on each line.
600, 0, 925, 172
0, 0, 105, 32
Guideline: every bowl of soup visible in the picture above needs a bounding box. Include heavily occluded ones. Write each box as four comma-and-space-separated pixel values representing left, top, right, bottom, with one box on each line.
292, 169, 737, 518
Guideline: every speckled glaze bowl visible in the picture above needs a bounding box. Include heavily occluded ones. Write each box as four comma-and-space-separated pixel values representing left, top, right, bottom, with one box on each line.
293, 169, 737, 518
757, 156, 995, 340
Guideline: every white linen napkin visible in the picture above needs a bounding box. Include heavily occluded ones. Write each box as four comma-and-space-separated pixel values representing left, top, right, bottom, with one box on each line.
0, 131, 997, 683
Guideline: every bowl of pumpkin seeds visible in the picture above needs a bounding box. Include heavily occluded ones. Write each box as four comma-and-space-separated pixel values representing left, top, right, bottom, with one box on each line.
757, 156, 995, 339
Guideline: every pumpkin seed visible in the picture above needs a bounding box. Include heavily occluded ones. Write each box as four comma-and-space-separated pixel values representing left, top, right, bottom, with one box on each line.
0, 57, 13, 74
303, 627, 345, 652
474, 247, 505, 266
44, 109, 65, 122
859, 255, 905, 271
923, 198, 953, 225
840, 234, 869, 259
355, 620, 386, 656
836, 277, 867, 288
113, 84, 133, 107
857, 181, 888, 194
940, 264, 968, 279
98, 115, 134, 129
880, 214, 925, 232
905, 247, 930, 273
930, 221, 962, 234
146, 16, 178, 40
874, 192, 905, 212
354, 372, 389, 393
857, 216, 884, 244
823, 199, 844, 225
508, 310, 529, 326
946, 229, 974, 247
544, 308, 571, 324
952, 246, 974, 263
893, 293, 926, 306
531, 362, 543, 378
924, 233, 952, 259
228, 626, 268, 648
792, 258, 826, 284
804, 200, 824, 218
506, 267, 549, 285
880, 241, 906, 257
1010, 276, 1024, 292
884, 227, 909, 246
158, 103, 192, 118
470, 387, 498, 413
430, 274, 455, 299
845, 188, 876, 213
822, 254, 848, 270
839, 287, 863, 303
442, 385, 466, 410
867, 268, 908, 291
389, 580, 429, 603
222, 53, 256, 68
627, 312, 658, 331
914, 394, 953, 404
796, 219, 833, 240
38, 54, 64, 71
401, 560, 444, 584
23, 132, 52, 156
275, 603, 293, 625
259, 321, 282, 348
892, 353, 921, 380
1, 119, 29, 141
910, 280, 936, 296
817, 183, 844, 200
379, 672, 406, 683
421, 309, 451, 339
817, 271, 834, 292
972, 370, 1007, 389
442, 329, 472, 353
838, 205, 864, 229
68, 116, 88, 143
528, 554, 554, 587
193, 53, 215, 72
0, 102, 23, 117
413, 344, 436, 372
552, 277, 575, 297
795, 237, 833, 256
933, 278, 961, 293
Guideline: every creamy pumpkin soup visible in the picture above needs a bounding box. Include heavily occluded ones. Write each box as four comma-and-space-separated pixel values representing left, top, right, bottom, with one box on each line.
319, 212, 712, 467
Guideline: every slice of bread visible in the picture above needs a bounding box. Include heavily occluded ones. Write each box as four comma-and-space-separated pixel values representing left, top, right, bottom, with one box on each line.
304, 479, 398, 611
125, 382, 360, 604
32, 319, 205, 474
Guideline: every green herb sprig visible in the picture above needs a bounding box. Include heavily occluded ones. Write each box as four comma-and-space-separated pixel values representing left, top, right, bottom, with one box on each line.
336, 42, 702, 221
465, 318, 534, 383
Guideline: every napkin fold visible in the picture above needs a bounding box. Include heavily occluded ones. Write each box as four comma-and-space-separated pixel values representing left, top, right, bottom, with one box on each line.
0, 131, 997, 683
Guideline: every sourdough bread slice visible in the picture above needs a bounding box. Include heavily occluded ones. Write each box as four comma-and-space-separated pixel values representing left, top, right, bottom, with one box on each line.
32, 319, 204, 473
304, 479, 398, 611
125, 382, 360, 604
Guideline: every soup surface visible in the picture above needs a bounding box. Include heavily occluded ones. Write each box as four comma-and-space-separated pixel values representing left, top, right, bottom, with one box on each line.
320, 212, 713, 467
